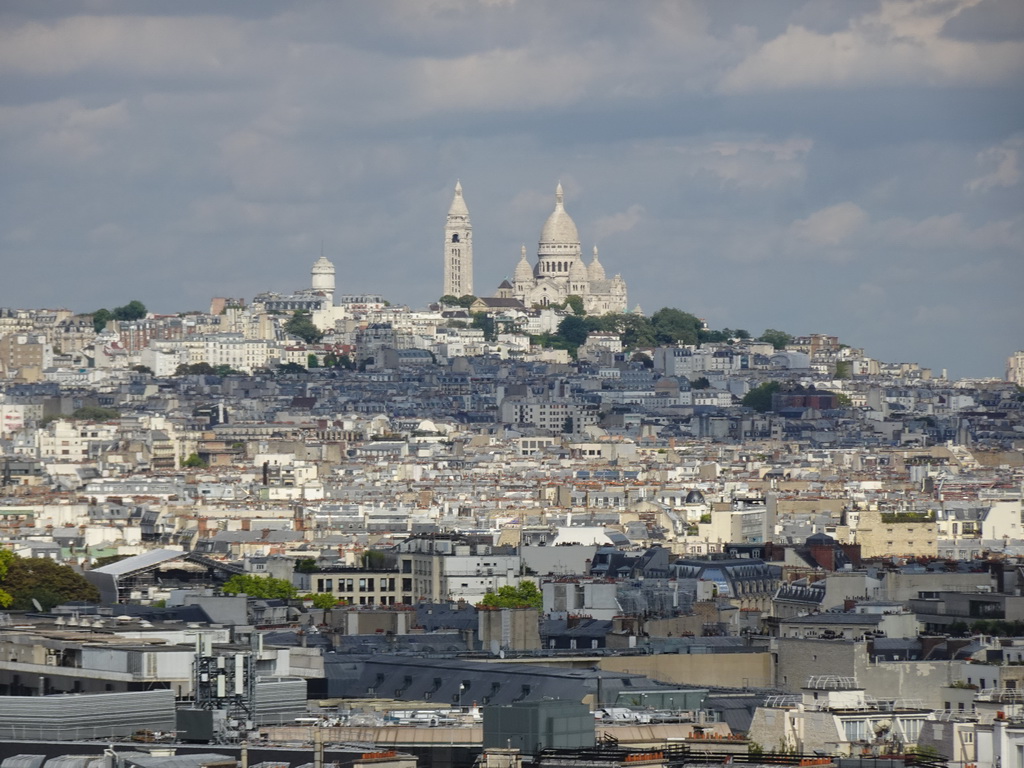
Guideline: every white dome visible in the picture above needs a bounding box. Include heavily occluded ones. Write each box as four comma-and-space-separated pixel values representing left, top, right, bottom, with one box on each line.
539, 183, 580, 246
569, 257, 588, 280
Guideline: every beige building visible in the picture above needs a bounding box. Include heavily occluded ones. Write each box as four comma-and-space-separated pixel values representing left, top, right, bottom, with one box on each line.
854, 508, 937, 558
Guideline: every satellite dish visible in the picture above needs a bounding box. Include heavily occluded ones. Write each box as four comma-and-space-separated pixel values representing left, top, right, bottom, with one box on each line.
31, 599, 43, 612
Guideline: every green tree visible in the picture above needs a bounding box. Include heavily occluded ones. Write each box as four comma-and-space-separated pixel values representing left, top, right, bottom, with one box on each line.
758, 329, 794, 350
131, 365, 153, 375
277, 362, 308, 375
690, 376, 711, 390
70, 406, 120, 420
630, 352, 653, 368
742, 381, 782, 412
651, 308, 702, 346
439, 295, 461, 306
284, 311, 323, 344
565, 295, 586, 316
0, 550, 14, 608
1, 555, 99, 610
302, 593, 338, 610
91, 308, 113, 333
557, 315, 589, 346
175, 362, 215, 376
834, 361, 852, 379
562, 416, 575, 434
471, 312, 497, 342
221, 574, 298, 599
181, 453, 207, 468
112, 300, 147, 321
295, 558, 318, 573
479, 581, 542, 609
307, 353, 319, 369
363, 550, 390, 569
457, 294, 478, 309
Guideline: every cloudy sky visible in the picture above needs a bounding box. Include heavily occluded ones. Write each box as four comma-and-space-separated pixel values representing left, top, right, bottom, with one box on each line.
1, 0, 1022, 379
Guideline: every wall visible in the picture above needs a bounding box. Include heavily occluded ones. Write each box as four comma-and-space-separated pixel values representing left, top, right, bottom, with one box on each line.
598, 652, 772, 689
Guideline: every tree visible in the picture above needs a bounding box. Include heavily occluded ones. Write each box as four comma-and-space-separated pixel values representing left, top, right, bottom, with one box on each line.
471, 312, 497, 342
565, 294, 586, 316
562, 416, 575, 434
557, 315, 589, 347
742, 381, 782, 412
91, 308, 113, 333
0, 555, 99, 610
439, 295, 461, 307
112, 300, 147, 321
0, 550, 14, 608
277, 362, 308, 375
758, 329, 794, 350
181, 453, 207, 468
630, 352, 653, 368
307, 354, 319, 369
70, 406, 120, 420
690, 376, 711, 390
363, 550, 390, 569
651, 308, 702, 346
457, 294, 478, 309
834, 361, 852, 379
302, 593, 337, 610
479, 581, 542, 609
221, 574, 297, 599
131, 365, 153, 375
284, 311, 323, 344
175, 362, 215, 376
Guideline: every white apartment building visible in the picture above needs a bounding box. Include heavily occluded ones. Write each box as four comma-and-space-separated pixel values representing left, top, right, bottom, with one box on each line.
36, 419, 119, 461
204, 334, 275, 373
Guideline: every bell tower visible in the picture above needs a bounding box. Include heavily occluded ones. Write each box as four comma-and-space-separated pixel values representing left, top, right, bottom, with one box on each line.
444, 181, 473, 298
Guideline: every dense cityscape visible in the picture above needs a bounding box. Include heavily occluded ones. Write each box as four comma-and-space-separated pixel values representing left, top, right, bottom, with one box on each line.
3, 2, 1022, 768
0, 179, 1022, 768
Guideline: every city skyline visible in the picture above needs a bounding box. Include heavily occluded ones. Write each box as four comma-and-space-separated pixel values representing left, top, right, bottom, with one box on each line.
1, 1, 1022, 379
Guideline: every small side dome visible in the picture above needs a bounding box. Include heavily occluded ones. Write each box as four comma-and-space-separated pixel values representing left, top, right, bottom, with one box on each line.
514, 246, 533, 280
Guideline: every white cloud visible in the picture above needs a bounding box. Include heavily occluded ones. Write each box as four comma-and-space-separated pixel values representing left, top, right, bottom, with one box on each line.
876, 212, 1022, 250
0, 15, 254, 78
790, 202, 868, 246
720, 1, 1024, 92
0, 98, 130, 163
967, 135, 1023, 193
593, 204, 645, 240
678, 137, 814, 190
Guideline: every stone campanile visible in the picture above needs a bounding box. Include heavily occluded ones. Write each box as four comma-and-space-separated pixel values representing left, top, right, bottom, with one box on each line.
443, 180, 473, 298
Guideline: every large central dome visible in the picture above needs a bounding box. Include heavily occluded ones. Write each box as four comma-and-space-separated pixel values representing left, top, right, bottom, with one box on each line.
539, 183, 580, 246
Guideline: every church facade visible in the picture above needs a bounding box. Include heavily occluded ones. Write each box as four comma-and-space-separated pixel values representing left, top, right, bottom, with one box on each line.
444, 182, 628, 315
